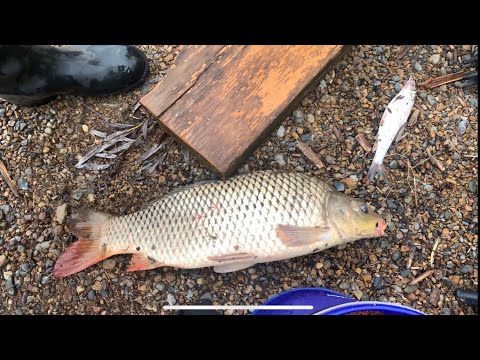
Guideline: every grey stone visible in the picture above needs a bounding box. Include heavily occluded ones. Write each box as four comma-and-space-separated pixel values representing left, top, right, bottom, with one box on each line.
292, 110, 304, 124
392, 252, 402, 262
389, 160, 398, 169
17, 178, 28, 191
274, 153, 286, 166
155, 282, 166, 291
394, 82, 402, 93
72, 190, 83, 201
387, 199, 397, 209
460, 264, 473, 274
324, 155, 335, 165
404, 285, 418, 294
419, 92, 427, 100
392, 75, 401, 82
457, 119, 469, 135
333, 181, 345, 192
41, 276, 49, 285
427, 95, 436, 105
373, 276, 385, 290
429, 54, 441, 65
301, 133, 311, 142
201, 292, 212, 301
276, 125, 285, 138
339, 282, 350, 290
87, 290, 96, 300
468, 181, 477, 194
414, 62, 423, 71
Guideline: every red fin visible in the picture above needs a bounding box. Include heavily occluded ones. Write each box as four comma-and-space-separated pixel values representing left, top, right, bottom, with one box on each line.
207, 252, 256, 262
127, 254, 162, 271
276, 224, 331, 247
54, 208, 113, 277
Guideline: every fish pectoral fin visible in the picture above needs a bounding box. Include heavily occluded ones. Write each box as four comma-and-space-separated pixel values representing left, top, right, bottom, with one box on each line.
213, 262, 257, 273
276, 224, 331, 247
395, 124, 407, 144
127, 254, 163, 272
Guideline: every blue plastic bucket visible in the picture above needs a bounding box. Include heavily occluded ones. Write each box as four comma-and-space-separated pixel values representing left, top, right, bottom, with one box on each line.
251, 288, 425, 315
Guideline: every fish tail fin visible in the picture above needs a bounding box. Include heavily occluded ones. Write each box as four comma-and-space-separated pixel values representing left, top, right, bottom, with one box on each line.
54, 208, 114, 277
368, 162, 389, 184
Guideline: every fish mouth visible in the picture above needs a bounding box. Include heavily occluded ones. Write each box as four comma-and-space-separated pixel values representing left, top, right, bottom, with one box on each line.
375, 220, 387, 236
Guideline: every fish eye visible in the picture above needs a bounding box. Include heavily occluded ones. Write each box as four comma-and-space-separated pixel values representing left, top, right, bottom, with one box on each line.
360, 203, 369, 214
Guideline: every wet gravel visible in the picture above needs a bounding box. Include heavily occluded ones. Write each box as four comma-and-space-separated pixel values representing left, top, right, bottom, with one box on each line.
0, 45, 477, 315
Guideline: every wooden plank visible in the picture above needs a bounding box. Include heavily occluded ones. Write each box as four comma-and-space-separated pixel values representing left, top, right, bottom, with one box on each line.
140, 45, 226, 117
141, 45, 349, 177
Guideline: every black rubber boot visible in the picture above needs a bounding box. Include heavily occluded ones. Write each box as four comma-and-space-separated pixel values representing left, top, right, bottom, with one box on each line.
0, 45, 148, 106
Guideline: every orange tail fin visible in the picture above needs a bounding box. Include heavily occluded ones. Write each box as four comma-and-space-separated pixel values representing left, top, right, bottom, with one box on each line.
54, 209, 113, 277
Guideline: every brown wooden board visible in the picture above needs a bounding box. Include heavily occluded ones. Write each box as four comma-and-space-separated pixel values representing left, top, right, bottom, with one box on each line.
141, 45, 349, 177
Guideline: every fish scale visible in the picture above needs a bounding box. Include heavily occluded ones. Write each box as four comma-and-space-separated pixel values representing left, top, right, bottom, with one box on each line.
54, 170, 387, 277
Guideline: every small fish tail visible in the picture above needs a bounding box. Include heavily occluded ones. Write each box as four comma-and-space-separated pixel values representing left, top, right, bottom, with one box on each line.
367, 162, 388, 183
54, 208, 113, 277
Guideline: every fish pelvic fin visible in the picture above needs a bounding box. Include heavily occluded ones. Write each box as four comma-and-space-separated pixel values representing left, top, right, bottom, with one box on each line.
54, 208, 114, 277
367, 162, 389, 184
128, 254, 163, 272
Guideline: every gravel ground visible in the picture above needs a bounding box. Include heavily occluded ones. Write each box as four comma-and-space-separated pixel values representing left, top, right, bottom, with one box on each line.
0, 45, 477, 315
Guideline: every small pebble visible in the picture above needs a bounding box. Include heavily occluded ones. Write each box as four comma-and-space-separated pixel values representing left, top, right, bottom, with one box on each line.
457, 119, 469, 135
306, 114, 315, 123
394, 82, 402, 93
292, 110, 304, 124
333, 181, 345, 192
102, 259, 116, 270
460, 264, 473, 274
324, 155, 335, 165
389, 160, 398, 169
468, 181, 477, 194
276, 125, 285, 138
419, 92, 427, 100
274, 153, 286, 166
17, 178, 29, 191
429, 54, 441, 65
72, 190, 83, 201
392, 75, 401, 82
414, 62, 423, 71
404, 285, 418, 294
387, 199, 397, 209
427, 95, 436, 106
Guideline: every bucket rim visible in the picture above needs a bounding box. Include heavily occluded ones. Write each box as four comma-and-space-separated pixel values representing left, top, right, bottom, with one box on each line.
313, 300, 426, 315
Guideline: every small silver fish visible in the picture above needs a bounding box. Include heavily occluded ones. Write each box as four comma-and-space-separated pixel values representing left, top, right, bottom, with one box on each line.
368, 76, 416, 183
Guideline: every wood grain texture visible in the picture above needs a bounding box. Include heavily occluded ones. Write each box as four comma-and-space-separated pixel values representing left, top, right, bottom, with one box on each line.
141, 45, 349, 177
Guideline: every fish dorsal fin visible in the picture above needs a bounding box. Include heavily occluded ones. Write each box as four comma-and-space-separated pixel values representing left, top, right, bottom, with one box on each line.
276, 224, 331, 247
127, 254, 162, 272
